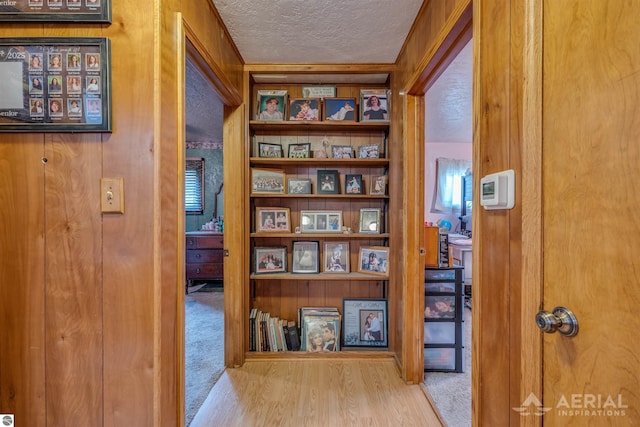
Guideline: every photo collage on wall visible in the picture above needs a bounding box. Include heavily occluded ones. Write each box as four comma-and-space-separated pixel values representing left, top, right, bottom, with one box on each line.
0, 40, 108, 130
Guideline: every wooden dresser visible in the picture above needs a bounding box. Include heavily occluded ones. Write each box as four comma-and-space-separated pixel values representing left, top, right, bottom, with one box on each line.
185, 231, 224, 289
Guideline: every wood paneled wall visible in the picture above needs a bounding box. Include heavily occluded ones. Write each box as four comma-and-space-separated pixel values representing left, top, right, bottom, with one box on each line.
0, 2, 243, 427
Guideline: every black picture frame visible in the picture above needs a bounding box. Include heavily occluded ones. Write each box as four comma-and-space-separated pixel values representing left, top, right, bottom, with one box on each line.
0, 0, 111, 22
0, 37, 111, 132
342, 298, 388, 348
317, 170, 339, 194
257, 142, 283, 158
253, 246, 287, 275
287, 143, 311, 158
345, 174, 363, 195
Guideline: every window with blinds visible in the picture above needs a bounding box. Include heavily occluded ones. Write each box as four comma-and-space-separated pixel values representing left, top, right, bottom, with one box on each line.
185, 157, 204, 214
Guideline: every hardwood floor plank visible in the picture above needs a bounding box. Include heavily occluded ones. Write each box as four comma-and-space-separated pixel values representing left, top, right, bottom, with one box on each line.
189, 360, 443, 426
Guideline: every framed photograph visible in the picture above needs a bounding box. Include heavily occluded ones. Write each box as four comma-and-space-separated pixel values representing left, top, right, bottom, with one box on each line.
360, 89, 390, 122
342, 298, 388, 348
300, 210, 343, 233
331, 145, 353, 159
323, 98, 356, 121
287, 178, 311, 194
302, 86, 336, 99
317, 170, 339, 194
256, 207, 290, 233
251, 168, 285, 194
253, 246, 287, 274
302, 314, 341, 352
0, 37, 111, 132
292, 241, 320, 274
370, 175, 387, 195
357, 143, 380, 159
289, 98, 320, 121
258, 142, 283, 158
256, 90, 287, 121
288, 143, 311, 158
358, 246, 389, 276
345, 174, 363, 195
323, 242, 349, 273
0, 0, 111, 22
359, 208, 381, 233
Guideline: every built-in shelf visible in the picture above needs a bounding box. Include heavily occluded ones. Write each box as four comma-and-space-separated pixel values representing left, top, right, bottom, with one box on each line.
249, 157, 389, 167
250, 193, 388, 199
250, 120, 389, 133
245, 350, 395, 360
251, 232, 389, 238
250, 272, 387, 281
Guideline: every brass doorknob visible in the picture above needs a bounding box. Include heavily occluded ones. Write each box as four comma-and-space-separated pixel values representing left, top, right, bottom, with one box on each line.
535, 306, 578, 337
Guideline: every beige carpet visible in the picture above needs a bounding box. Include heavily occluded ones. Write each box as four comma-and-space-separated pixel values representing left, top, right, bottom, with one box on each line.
185, 289, 225, 426
423, 306, 472, 427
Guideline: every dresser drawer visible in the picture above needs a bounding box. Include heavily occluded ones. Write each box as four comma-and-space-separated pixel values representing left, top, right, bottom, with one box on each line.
186, 262, 223, 279
186, 235, 223, 249
186, 249, 223, 263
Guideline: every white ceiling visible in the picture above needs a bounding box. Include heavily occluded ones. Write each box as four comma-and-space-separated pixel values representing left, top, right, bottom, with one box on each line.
186, 1, 472, 144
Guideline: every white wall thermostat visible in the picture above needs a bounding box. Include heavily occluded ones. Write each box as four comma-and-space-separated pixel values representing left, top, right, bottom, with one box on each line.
480, 169, 515, 210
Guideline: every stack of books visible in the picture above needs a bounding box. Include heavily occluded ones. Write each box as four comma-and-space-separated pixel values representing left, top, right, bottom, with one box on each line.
299, 307, 342, 352
249, 308, 300, 352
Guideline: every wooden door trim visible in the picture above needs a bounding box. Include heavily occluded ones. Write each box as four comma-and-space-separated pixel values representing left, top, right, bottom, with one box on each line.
520, 1, 543, 425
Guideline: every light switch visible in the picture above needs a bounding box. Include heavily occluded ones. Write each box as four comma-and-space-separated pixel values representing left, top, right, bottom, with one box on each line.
101, 177, 124, 214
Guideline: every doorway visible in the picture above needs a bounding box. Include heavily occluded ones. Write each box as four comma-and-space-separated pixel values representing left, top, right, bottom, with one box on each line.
184, 52, 226, 426
422, 38, 472, 426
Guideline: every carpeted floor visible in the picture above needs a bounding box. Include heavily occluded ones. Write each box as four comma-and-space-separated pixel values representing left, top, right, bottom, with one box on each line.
423, 306, 472, 427
185, 288, 225, 426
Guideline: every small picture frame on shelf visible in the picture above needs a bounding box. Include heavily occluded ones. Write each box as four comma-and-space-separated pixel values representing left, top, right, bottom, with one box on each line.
287, 178, 312, 194
251, 168, 285, 194
317, 170, 339, 194
256, 90, 287, 121
289, 98, 320, 121
331, 145, 353, 159
323, 98, 357, 121
323, 241, 350, 273
300, 210, 343, 233
357, 143, 380, 159
292, 241, 320, 274
360, 89, 390, 122
342, 298, 388, 348
370, 175, 387, 195
255, 207, 291, 233
258, 142, 283, 158
357, 246, 389, 277
288, 143, 311, 158
359, 208, 381, 233
254, 246, 287, 274
302, 85, 336, 99
345, 174, 363, 195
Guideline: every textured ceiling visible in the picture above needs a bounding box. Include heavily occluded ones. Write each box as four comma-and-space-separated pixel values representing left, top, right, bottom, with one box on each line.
211, 0, 424, 64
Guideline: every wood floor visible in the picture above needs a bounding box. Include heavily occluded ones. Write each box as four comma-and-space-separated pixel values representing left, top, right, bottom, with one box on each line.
189, 359, 444, 427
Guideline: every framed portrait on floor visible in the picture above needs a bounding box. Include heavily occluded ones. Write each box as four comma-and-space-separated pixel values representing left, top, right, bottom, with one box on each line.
342, 298, 388, 348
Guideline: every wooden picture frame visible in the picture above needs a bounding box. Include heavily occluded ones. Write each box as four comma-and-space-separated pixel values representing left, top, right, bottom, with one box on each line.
288, 143, 311, 158
370, 175, 387, 196
287, 178, 312, 194
359, 208, 381, 233
0, 0, 111, 22
0, 37, 111, 132
357, 143, 380, 159
258, 142, 283, 158
360, 89, 390, 122
300, 210, 343, 233
253, 246, 287, 274
256, 90, 287, 121
289, 98, 320, 121
345, 174, 363, 195
291, 241, 320, 274
317, 170, 339, 194
357, 246, 389, 276
251, 168, 285, 194
331, 145, 353, 159
342, 298, 388, 348
256, 207, 291, 233
323, 241, 349, 273
323, 98, 356, 121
